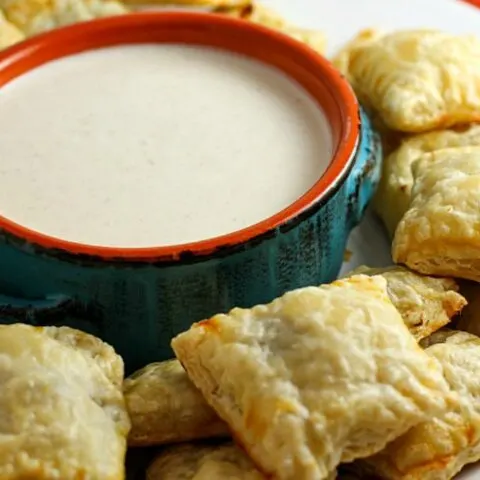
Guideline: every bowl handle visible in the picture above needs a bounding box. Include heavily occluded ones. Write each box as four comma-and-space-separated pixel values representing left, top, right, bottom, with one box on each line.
0, 293, 73, 324
345, 107, 382, 229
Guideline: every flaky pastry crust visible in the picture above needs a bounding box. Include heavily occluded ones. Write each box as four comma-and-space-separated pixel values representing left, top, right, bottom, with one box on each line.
124, 360, 229, 446
333, 29, 480, 132
392, 146, 480, 281
0, 324, 130, 480
172, 275, 452, 480
44, 325, 124, 387
364, 330, 480, 480
345, 266, 466, 341
372, 125, 480, 237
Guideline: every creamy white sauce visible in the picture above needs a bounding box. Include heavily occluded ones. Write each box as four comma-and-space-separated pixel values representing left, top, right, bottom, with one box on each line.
0, 44, 332, 247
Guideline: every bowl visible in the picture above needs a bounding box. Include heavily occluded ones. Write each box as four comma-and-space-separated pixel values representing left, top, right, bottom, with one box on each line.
0, 11, 381, 372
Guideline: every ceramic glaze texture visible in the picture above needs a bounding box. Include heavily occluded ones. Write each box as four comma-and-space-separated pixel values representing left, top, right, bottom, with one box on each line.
0, 108, 380, 372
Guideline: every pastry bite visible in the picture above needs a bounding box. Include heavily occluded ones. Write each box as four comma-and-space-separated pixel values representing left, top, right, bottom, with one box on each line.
333, 29, 480, 133
363, 330, 480, 480
172, 275, 452, 480
393, 146, 480, 281
345, 266, 466, 341
0, 0, 128, 37
373, 124, 480, 237
146, 442, 265, 479
0, 8, 24, 48
214, 2, 326, 54
124, 359, 229, 446
0, 323, 130, 480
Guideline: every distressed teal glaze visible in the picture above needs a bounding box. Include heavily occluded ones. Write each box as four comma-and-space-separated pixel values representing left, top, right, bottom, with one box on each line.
0, 107, 381, 373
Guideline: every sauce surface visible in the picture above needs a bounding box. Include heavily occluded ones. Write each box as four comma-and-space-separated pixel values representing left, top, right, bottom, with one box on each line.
0, 44, 332, 247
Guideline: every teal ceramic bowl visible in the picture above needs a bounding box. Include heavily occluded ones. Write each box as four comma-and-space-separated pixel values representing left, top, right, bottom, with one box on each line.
0, 11, 381, 372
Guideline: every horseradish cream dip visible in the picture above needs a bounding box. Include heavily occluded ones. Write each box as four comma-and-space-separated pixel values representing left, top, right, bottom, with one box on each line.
0, 44, 332, 247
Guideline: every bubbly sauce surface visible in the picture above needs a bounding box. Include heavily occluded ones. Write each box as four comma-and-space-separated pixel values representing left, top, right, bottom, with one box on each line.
0, 44, 333, 247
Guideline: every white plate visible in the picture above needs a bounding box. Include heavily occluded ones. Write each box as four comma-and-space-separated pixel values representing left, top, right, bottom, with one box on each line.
259, 0, 480, 478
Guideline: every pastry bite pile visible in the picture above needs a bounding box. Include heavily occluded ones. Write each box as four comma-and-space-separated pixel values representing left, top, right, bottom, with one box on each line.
0, 0, 326, 54
335, 28, 480, 279
120, 269, 480, 479
0, 272, 476, 479
324, 28, 480, 477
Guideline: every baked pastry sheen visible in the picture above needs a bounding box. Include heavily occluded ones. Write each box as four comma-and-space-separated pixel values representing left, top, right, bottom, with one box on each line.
0, 324, 130, 480
393, 146, 480, 281
345, 266, 466, 341
334, 29, 480, 132
172, 275, 452, 480
365, 330, 480, 479
124, 360, 229, 446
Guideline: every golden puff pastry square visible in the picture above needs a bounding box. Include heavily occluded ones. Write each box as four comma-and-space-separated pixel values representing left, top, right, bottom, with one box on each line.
373, 124, 480, 237
124, 359, 229, 446
363, 330, 480, 480
215, 3, 326, 54
0, 8, 24, 49
393, 146, 480, 281
0, 323, 130, 480
333, 29, 480, 133
146, 442, 265, 480
0, 0, 128, 37
345, 266, 466, 341
172, 275, 452, 480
